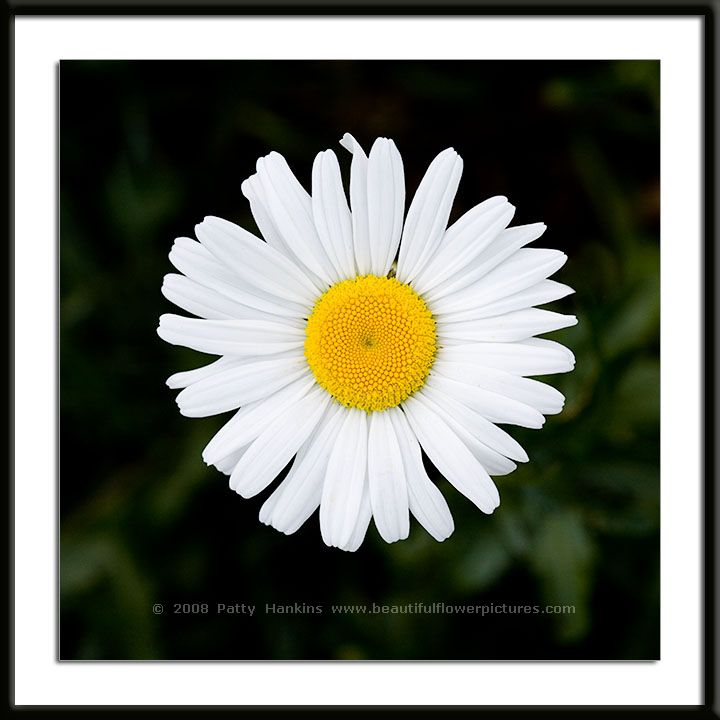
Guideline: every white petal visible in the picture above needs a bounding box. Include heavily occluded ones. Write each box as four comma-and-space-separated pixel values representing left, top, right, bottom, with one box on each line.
416, 389, 518, 476
433, 248, 568, 316
169, 237, 308, 318
523, 337, 576, 368
262, 405, 345, 535
175, 356, 308, 417
338, 484, 372, 552
389, 408, 454, 541
214, 446, 249, 476
438, 308, 577, 343
426, 224, 549, 305
367, 411, 410, 543
257, 476, 284, 526
412, 197, 513, 294
254, 152, 337, 285
169, 236, 238, 284
417, 385, 529, 462
441, 280, 574, 323
320, 408, 368, 548
443, 196, 509, 248
230, 387, 330, 498
157, 314, 305, 357
202, 374, 316, 464
162, 273, 306, 328
367, 138, 405, 276
431, 361, 565, 415
166, 356, 247, 389
396, 148, 463, 283
195, 216, 321, 306
258, 437, 312, 528
243, 174, 330, 292
425, 374, 545, 429
339, 133, 371, 275
403, 395, 500, 513
241, 173, 294, 258
438, 340, 575, 376
312, 150, 355, 279
162, 273, 239, 320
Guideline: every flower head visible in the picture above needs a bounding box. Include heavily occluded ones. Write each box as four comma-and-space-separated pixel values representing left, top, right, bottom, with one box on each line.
158, 133, 577, 551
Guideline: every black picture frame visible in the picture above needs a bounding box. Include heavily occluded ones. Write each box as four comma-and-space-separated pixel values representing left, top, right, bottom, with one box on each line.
6, 0, 716, 716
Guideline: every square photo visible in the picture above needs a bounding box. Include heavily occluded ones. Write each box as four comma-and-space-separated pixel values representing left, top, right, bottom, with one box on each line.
59, 60, 660, 660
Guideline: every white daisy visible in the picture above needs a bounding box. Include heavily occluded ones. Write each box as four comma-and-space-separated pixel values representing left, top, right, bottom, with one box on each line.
158, 133, 577, 552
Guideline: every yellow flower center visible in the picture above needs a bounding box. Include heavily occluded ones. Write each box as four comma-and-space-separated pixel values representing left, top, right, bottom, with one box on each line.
305, 275, 437, 412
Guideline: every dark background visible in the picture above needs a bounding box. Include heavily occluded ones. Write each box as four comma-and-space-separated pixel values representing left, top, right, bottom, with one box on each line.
60, 60, 660, 660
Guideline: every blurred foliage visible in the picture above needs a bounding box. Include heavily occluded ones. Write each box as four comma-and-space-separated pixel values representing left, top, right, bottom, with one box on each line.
60, 60, 659, 659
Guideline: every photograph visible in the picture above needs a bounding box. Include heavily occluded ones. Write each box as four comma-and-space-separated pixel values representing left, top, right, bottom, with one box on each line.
59, 59, 660, 661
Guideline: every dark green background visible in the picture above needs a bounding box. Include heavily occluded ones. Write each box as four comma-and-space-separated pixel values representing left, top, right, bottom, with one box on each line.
60, 60, 660, 660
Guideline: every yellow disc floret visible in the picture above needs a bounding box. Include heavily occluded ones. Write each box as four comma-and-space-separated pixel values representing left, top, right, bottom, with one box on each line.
305, 275, 437, 412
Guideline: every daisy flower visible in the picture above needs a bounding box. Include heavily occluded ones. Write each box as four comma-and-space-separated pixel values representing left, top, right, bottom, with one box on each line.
158, 133, 577, 552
